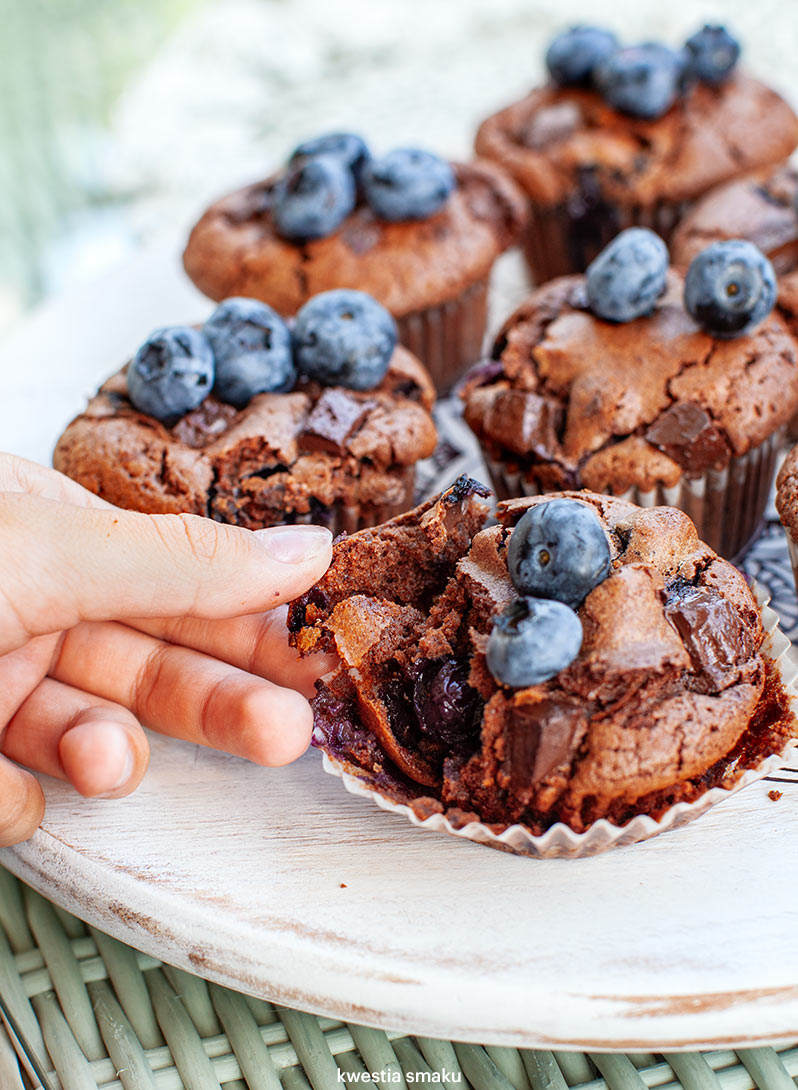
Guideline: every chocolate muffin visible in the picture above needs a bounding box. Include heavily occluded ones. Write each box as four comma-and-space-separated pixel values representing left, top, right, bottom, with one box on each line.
289, 479, 795, 850
671, 164, 798, 273
462, 256, 798, 558
53, 294, 437, 533
183, 143, 527, 392
776, 443, 798, 593
671, 166, 798, 438
475, 25, 798, 284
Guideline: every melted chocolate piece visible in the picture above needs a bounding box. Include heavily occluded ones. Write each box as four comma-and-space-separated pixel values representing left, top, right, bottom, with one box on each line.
299, 388, 376, 454
521, 102, 582, 150
483, 389, 560, 458
443, 475, 492, 507
645, 402, 731, 474
172, 397, 239, 448
507, 696, 583, 805
664, 584, 755, 692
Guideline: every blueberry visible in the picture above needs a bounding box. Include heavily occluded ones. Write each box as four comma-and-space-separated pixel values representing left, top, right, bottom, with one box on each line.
684, 25, 740, 85
413, 658, 482, 746
595, 42, 684, 119
683, 240, 777, 338
362, 149, 455, 222
545, 26, 619, 87
586, 227, 669, 322
507, 499, 612, 609
273, 155, 355, 242
203, 297, 296, 408
127, 326, 215, 425
486, 597, 583, 688
293, 289, 397, 390
289, 132, 371, 184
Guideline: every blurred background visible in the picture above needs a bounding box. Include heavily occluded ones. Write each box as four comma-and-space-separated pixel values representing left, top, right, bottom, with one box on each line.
1, 0, 796, 336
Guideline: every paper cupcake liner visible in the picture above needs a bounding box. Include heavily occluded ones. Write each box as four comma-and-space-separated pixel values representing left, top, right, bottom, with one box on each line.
522, 197, 692, 284
484, 428, 783, 562
396, 278, 488, 394
320, 582, 797, 858
782, 526, 798, 595
285, 467, 416, 536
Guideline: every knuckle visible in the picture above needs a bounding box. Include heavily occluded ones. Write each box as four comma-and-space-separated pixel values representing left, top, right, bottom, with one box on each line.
131, 642, 169, 725
151, 512, 228, 565
247, 612, 283, 676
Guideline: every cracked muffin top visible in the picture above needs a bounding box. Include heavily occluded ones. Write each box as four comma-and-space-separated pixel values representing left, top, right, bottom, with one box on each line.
671, 163, 798, 272
52, 346, 436, 529
670, 165, 798, 356
182, 160, 527, 316
776, 443, 798, 540
462, 269, 798, 495
289, 479, 795, 834
475, 74, 798, 210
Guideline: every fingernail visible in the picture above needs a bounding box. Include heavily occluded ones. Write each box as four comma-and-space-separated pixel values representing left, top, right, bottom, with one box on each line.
62, 720, 136, 798
104, 744, 135, 795
254, 525, 332, 565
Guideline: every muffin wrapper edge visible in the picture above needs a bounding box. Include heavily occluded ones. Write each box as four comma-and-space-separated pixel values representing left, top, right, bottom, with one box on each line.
285, 468, 416, 536
782, 525, 798, 594
522, 197, 691, 284
319, 582, 797, 858
484, 428, 783, 562
396, 278, 488, 394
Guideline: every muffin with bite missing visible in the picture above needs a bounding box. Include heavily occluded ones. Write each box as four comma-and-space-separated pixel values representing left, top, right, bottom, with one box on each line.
289, 478, 796, 854
53, 291, 437, 533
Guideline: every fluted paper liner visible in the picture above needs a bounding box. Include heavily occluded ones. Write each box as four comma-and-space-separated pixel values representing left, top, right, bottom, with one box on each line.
522, 197, 691, 284
485, 428, 783, 562
783, 530, 798, 596
396, 279, 488, 394
320, 582, 797, 858
287, 468, 416, 535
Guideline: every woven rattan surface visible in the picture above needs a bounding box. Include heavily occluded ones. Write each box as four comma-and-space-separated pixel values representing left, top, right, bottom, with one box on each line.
0, 867, 796, 1090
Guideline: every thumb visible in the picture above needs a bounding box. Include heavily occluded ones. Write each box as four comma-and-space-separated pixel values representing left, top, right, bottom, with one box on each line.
0, 493, 332, 652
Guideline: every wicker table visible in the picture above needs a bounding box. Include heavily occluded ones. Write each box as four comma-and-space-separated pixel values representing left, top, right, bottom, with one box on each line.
2, 868, 798, 1090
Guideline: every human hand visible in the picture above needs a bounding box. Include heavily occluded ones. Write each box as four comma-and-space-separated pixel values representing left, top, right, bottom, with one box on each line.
0, 454, 336, 845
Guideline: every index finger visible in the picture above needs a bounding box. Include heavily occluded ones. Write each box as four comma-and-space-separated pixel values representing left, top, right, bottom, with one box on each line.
129, 605, 338, 698
0, 452, 114, 509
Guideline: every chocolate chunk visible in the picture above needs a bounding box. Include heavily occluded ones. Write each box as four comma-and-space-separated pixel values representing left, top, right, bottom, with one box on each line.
299, 388, 376, 454
443, 474, 493, 506
645, 402, 731, 474
506, 696, 583, 804
172, 397, 238, 448
483, 389, 560, 458
664, 584, 755, 692
521, 102, 582, 150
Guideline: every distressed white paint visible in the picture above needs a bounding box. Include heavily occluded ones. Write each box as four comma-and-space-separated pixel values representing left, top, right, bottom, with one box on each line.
1, 736, 798, 1050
